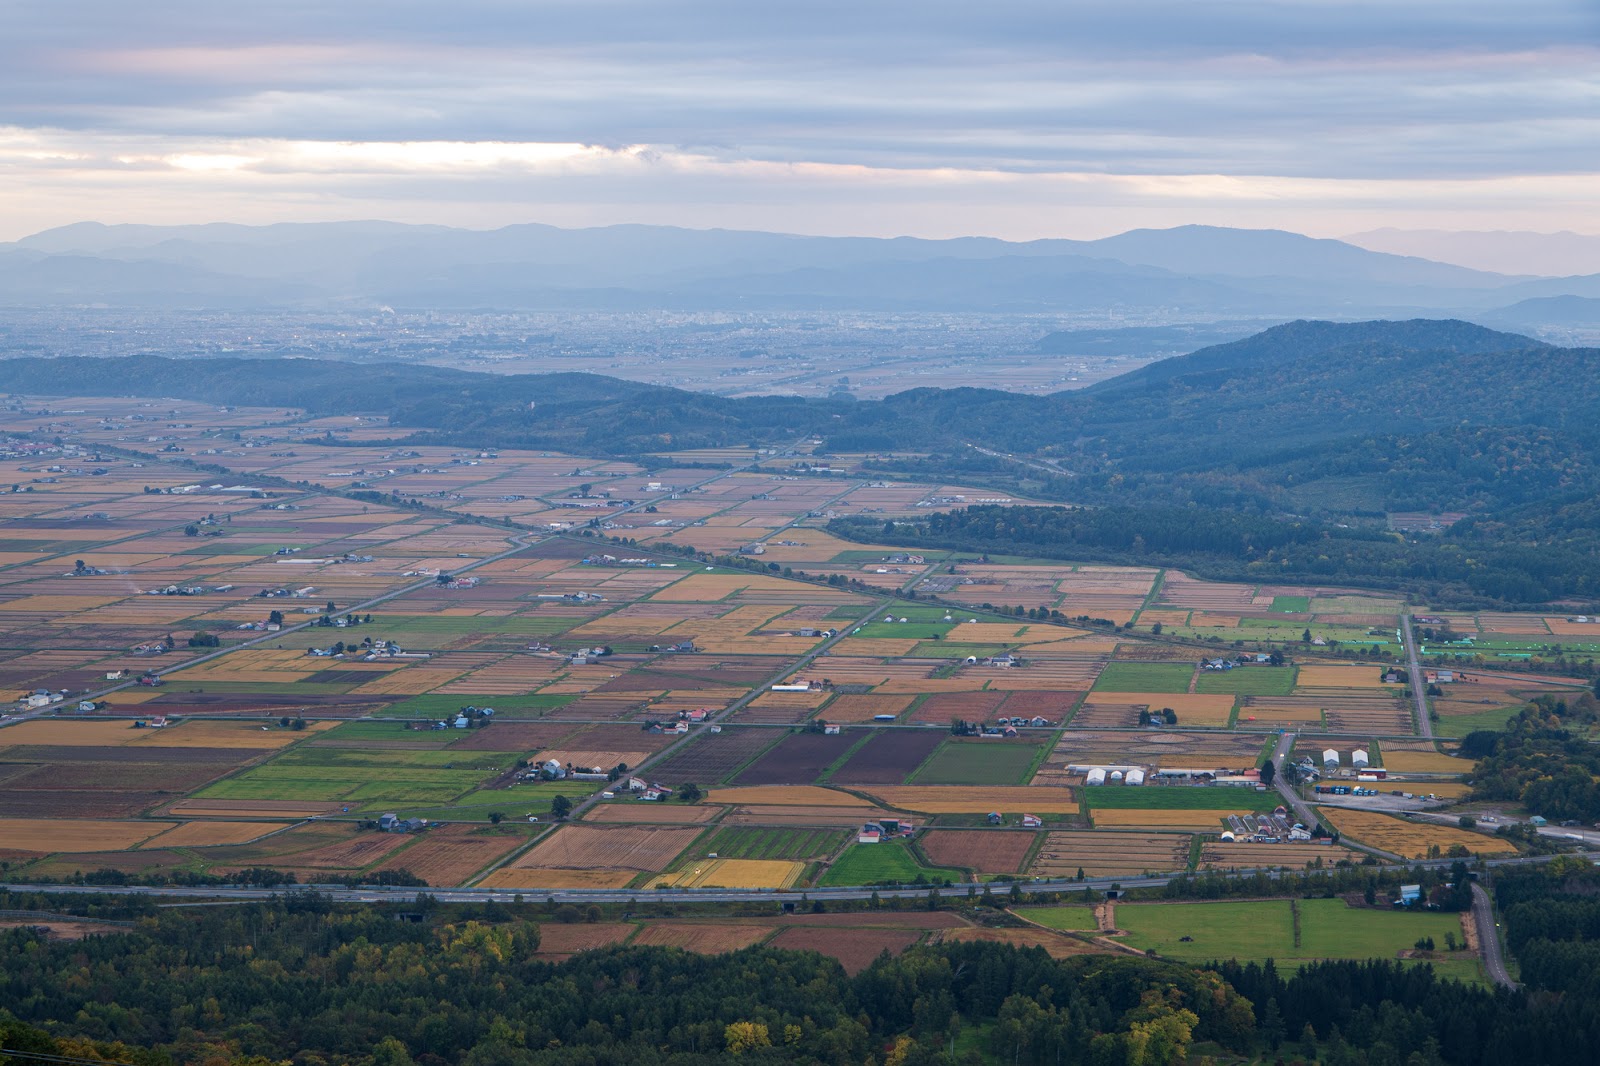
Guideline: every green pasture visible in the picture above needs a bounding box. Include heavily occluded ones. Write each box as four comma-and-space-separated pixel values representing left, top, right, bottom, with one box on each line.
912, 741, 1043, 785
1016, 906, 1099, 931
818, 840, 964, 887
853, 622, 955, 640
695, 826, 847, 862
1195, 667, 1297, 696
1270, 596, 1311, 613
1117, 898, 1470, 970
1092, 662, 1196, 693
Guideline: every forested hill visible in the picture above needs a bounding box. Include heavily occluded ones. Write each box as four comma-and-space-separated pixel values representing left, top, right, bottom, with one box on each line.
1, 319, 1595, 516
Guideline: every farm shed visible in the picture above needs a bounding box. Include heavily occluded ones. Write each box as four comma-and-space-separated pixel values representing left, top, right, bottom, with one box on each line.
1085, 768, 1107, 786
1352, 748, 1370, 767
1125, 768, 1146, 786
1322, 748, 1340, 768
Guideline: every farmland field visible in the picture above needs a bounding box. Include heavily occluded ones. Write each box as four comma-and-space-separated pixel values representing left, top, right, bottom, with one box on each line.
629, 922, 771, 953
1015, 906, 1099, 931
691, 826, 846, 861
917, 829, 1035, 873
1082, 786, 1277, 811
909, 741, 1042, 785
863, 786, 1079, 814
1090, 809, 1242, 828
1317, 808, 1516, 858
505, 824, 703, 873
818, 840, 966, 886
650, 858, 804, 889
767, 926, 924, 974
1027, 830, 1190, 877
1194, 668, 1296, 696
1091, 662, 1196, 693
828, 730, 946, 785
730, 731, 859, 785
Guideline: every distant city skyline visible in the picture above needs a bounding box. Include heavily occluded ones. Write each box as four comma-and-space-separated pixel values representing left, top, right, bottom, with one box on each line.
3, 1, 1597, 243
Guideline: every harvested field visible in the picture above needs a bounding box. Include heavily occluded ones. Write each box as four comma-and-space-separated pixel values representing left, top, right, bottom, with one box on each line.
1198, 841, 1359, 870
478, 868, 636, 889
0, 789, 168, 819
131, 720, 340, 748
650, 858, 804, 889
1080, 691, 1235, 727
629, 922, 770, 953
908, 691, 1006, 724
822, 694, 914, 723
1028, 830, 1192, 877
0, 721, 154, 746
912, 741, 1042, 786
1296, 665, 1393, 688
919, 829, 1034, 873
1379, 751, 1473, 774
705, 785, 873, 807
864, 786, 1078, 813
723, 805, 892, 827
1318, 808, 1516, 859
373, 825, 528, 886
933, 927, 1105, 959
828, 730, 945, 785
731, 731, 859, 785
140, 821, 292, 848
650, 729, 779, 785
447, 723, 577, 751
509, 824, 702, 871
284, 828, 417, 870
585, 803, 721, 823
769, 926, 922, 973
1091, 809, 1238, 829
0, 818, 172, 852
534, 923, 635, 957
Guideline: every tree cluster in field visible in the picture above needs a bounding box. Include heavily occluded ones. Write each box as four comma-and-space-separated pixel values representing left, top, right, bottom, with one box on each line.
1463, 690, 1600, 821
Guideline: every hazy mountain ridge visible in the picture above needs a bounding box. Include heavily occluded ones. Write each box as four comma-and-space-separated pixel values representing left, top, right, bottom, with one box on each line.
1, 221, 1581, 316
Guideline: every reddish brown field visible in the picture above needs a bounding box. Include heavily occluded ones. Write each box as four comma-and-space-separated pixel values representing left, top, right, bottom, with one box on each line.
447, 723, 576, 751
731, 731, 859, 785
829, 730, 945, 785
585, 803, 720, 823
768, 926, 923, 974
371, 825, 527, 886
919, 829, 1035, 873
997, 691, 1081, 719
288, 829, 417, 870
534, 923, 636, 957
630, 922, 769, 953
910, 691, 1007, 724
0, 790, 168, 818
933, 927, 1106, 959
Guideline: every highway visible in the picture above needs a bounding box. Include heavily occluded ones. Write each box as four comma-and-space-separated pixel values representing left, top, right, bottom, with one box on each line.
1398, 614, 1435, 740
1472, 882, 1517, 989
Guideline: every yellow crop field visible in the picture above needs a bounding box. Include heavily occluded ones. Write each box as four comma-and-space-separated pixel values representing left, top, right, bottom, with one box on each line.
141, 821, 292, 848
350, 668, 469, 695
706, 786, 873, 807
0, 720, 149, 746
864, 786, 1079, 813
1296, 665, 1395, 688
1091, 809, 1240, 828
878, 678, 995, 693
1379, 751, 1474, 774
1319, 808, 1516, 858
0, 595, 130, 613
166, 799, 342, 818
478, 868, 637, 889
0, 819, 173, 852
650, 858, 803, 889
1083, 692, 1235, 726
1235, 704, 1325, 724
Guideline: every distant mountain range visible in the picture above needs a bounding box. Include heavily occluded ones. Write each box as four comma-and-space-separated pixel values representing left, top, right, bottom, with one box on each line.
5, 220, 1600, 322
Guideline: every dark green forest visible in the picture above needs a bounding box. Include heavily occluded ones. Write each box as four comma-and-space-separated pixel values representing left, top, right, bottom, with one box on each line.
1464, 689, 1600, 820
0, 888, 1594, 1066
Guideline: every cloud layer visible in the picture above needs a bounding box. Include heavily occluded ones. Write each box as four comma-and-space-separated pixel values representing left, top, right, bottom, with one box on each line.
3, 1, 1597, 239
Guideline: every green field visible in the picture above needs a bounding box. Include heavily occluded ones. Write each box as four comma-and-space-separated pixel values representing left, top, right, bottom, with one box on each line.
1433, 704, 1522, 738
853, 622, 956, 640
818, 840, 965, 887
1194, 667, 1297, 696
910, 642, 1011, 658
1117, 898, 1469, 970
1082, 786, 1277, 811
1017, 906, 1099, 931
1091, 662, 1197, 693
913, 742, 1043, 785
694, 826, 847, 862
1270, 595, 1312, 613
195, 746, 514, 811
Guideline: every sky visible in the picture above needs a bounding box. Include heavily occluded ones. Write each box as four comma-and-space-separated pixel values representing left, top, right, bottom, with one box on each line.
2, 0, 1598, 242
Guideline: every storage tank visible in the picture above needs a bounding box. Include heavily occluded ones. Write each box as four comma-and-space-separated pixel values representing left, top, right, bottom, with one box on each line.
1085, 768, 1107, 786
1109, 770, 1124, 783
1126, 768, 1146, 786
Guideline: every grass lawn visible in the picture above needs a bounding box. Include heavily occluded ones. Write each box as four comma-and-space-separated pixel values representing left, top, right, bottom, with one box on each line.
1092, 662, 1196, 694
912, 741, 1044, 785
1118, 898, 1469, 969
1082, 786, 1278, 811
1018, 906, 1099, 931
1195, 667, 1298, 696
818, 840, 965, 886
1270, 595, 1312, 613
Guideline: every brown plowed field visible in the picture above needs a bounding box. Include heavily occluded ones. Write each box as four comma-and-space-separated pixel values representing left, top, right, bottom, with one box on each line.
919, 829, 1035, 873
769, 926, 922, 973
1198, 841, 1359, 870
509, 824, 701, 871
534, 923, 636, 956
372, 825, 527, 886
447, 723, 577, 751
630, 922, 770, 953
0, 789, 168, 818
282, 828, 417, 870
650, 729, 781, 785
829, 731, 945, 785
909, 691, 1007, 724
1027, 830, 1191, 877
585, 803, 720, 823
140, 821, 292, 848
823, 694, 914, 722
731, 732, 859, 785
165, 798, 343, 817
